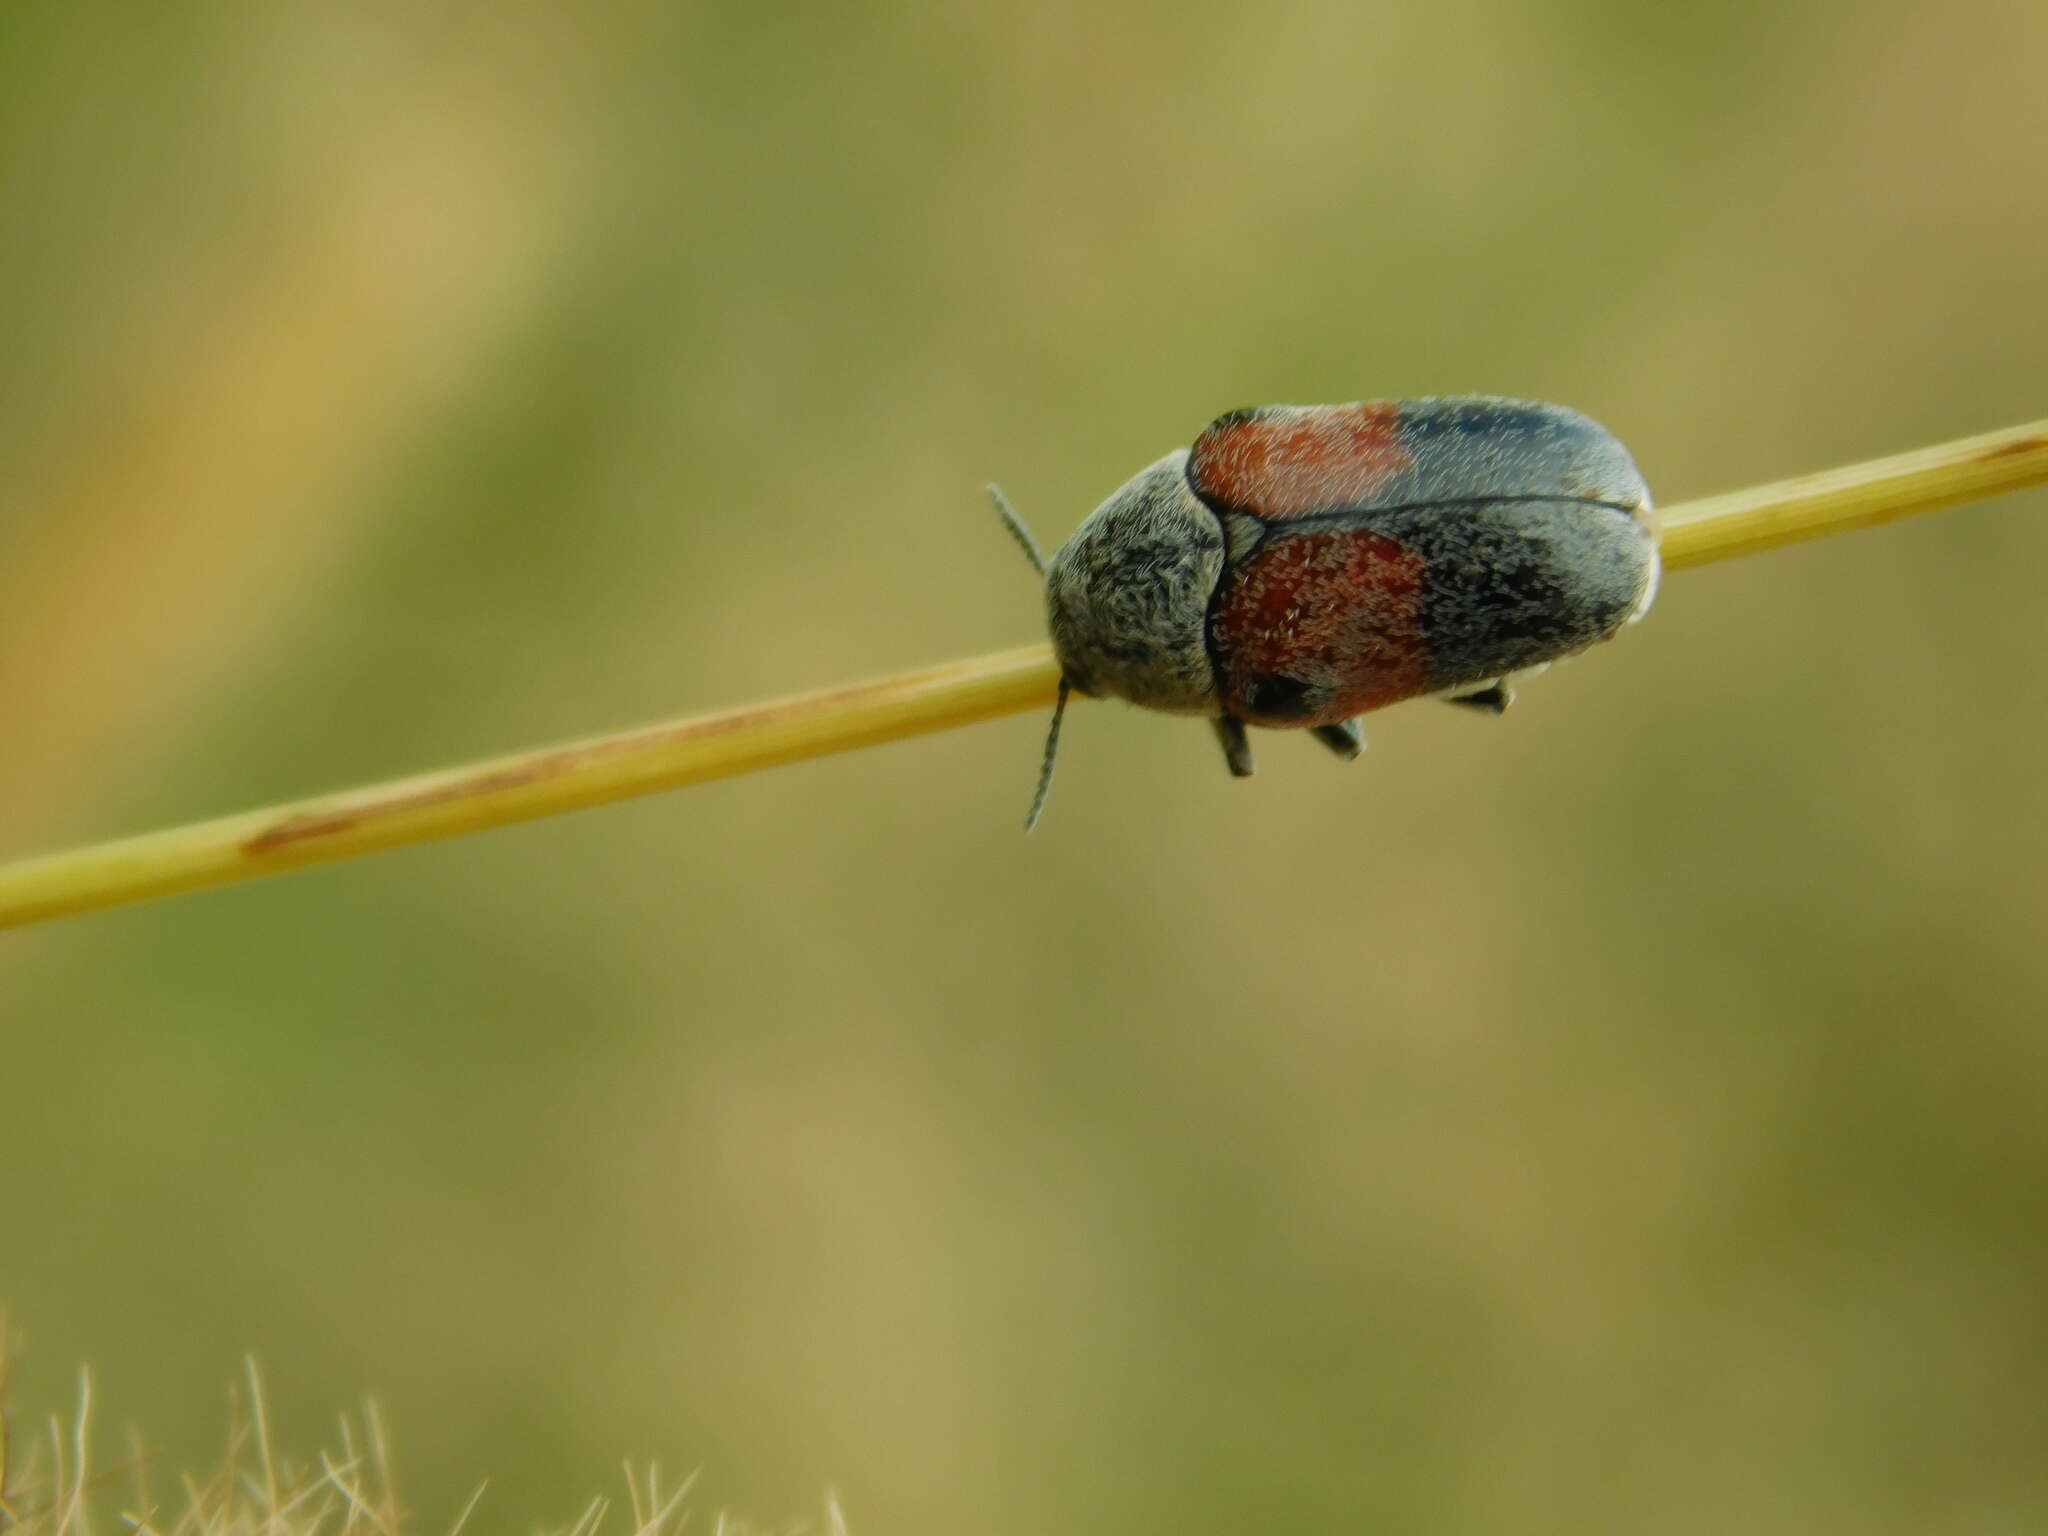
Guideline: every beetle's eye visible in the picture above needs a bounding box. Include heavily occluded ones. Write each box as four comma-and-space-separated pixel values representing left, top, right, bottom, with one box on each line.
1247, 675, 1317, 719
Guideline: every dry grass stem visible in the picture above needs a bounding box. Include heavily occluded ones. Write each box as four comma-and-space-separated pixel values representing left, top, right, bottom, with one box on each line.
0, 1354, 825, 1536
0, 417, 2041, 930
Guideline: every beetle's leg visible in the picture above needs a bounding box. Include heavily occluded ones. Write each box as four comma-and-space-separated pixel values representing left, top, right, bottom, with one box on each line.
1311, 719, 1365, 760
1446, 680, 1514, 715
1212, 715, 1256, 778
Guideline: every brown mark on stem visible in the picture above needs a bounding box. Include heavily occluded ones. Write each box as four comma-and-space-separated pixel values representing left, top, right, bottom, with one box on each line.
238, 674, 918, 857
1978, 435, 2047, 462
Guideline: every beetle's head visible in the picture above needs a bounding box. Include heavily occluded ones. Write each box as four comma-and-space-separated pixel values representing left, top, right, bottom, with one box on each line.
1044, 450, 1224, 716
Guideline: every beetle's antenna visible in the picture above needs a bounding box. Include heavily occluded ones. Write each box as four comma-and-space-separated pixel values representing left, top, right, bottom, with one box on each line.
1023, 677, 1070, 833
987, 483, 1048, 577
987, 483, 1063, 830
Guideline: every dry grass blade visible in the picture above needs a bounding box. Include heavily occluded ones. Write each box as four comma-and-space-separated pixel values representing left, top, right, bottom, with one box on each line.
1657, 415, 2048, 566
0, 645, 1058, 931
0, 1353, 804, 1536
0, 417, 2041, 931
440, 1485, 484, 1536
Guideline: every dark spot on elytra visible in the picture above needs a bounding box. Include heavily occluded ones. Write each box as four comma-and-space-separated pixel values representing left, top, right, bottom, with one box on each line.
1496, 560, 1564, 604
1247, 675, 1317, 719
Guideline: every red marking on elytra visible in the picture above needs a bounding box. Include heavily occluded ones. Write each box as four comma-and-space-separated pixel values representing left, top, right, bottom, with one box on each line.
1211, 528, 1430, 726
1190, 401, 1414, 519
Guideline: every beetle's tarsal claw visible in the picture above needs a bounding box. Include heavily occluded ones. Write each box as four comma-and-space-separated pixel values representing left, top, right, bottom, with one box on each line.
1311, 719, 1365, 759
1446, 682, 1514, 715
1212, 715, 1256, 777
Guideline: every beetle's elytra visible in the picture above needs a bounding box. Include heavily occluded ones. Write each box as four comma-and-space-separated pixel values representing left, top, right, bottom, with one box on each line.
993, 396, 1659, 827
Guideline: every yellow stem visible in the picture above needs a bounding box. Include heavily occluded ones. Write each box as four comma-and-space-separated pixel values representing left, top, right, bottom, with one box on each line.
2, 418, 2044, 930
1658, 417, 2048, 567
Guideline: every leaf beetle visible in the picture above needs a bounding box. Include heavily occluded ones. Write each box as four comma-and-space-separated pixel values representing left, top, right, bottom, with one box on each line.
991, 396, 1659, 829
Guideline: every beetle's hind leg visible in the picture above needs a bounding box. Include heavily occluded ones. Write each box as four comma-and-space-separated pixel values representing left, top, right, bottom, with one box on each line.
1446, 680, 1515, 715
1311, 719, 1365, 760
1212, 715, 1256, 777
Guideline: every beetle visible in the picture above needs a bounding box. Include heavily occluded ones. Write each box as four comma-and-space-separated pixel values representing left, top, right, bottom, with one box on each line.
991, 396, 1659, 829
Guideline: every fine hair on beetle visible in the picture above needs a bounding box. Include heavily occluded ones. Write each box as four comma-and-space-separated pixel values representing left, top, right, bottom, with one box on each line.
989, 397, 1661, 833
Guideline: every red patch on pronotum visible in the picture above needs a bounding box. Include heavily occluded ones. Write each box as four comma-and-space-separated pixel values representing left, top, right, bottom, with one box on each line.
1210, 528, 1430, 725
1189, 401, 1414, 519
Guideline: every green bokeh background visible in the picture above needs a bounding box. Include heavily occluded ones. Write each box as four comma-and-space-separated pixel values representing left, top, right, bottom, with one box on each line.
4, 4, 2046, 1531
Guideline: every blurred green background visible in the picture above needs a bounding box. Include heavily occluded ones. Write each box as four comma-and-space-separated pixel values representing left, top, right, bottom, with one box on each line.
4, 3, 2046, 1531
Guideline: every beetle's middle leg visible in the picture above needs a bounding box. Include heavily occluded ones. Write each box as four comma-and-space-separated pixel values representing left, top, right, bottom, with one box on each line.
1446, 680, 1515, 715
1311, 719, 1365, 760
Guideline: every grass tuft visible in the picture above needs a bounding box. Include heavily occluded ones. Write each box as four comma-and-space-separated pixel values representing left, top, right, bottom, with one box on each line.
0, 1338, 844, 1536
